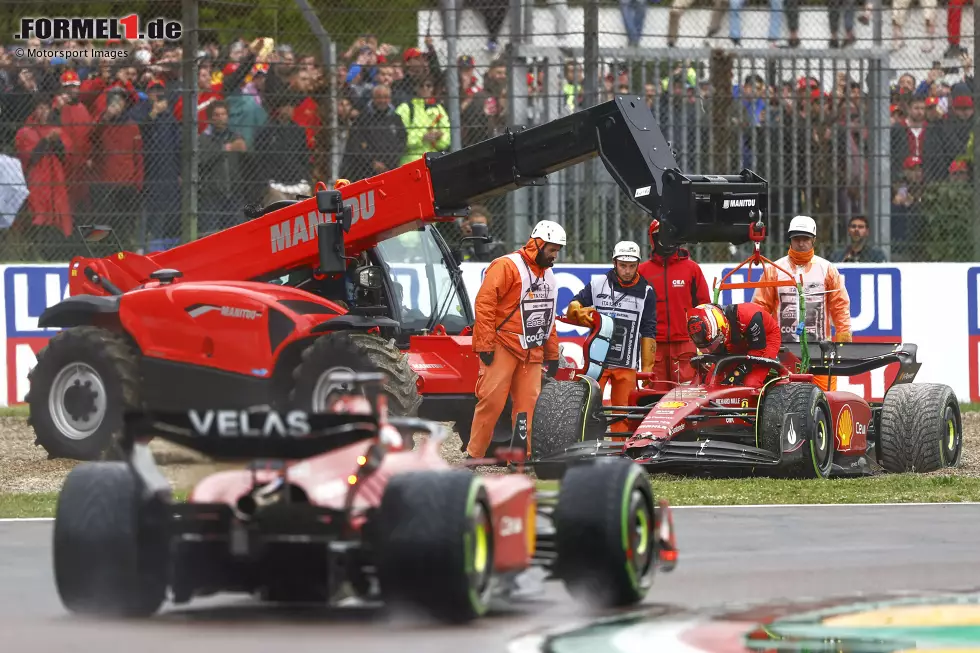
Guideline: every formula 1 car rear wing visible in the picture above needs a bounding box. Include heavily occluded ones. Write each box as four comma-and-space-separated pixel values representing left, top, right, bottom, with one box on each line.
65, 95, 770, 297
122, 409, 381, 461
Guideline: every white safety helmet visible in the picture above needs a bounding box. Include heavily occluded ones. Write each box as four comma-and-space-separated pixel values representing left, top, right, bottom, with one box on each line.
787, 215, 817, 239
612, 240, 641, 262
529, 220, 566, 246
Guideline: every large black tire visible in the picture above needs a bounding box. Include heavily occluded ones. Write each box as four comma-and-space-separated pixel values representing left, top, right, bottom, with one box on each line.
375, 470, 494, 623
531, 376, 606, 461
553, 458, 657, 608
879, 383, 963, 473
53, 462, 171, 617
759, 382, 834, 479
27, 326, 140, 461
290, 331, 422, 416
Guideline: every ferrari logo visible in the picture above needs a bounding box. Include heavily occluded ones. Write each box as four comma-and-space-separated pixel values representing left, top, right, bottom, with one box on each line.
656, 401, 688, 409
741, 399, 749, 408
837, 405, 854, 448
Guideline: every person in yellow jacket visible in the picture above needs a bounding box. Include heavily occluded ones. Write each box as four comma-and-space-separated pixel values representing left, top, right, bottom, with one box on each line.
751, 215, 852, 392
394, 75, 450, 166
565, 241, 658, 434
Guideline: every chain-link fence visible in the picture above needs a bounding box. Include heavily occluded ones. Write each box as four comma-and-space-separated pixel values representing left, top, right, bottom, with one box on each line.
0, 0, 975, 264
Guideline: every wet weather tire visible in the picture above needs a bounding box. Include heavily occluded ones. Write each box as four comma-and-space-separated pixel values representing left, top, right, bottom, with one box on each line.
879, 383, 962, 473
554, 458, 657, 608
531, 376, 606, 459
759, 382, 834, 479
290, 331, 421, 416
376, 470, 494, 623
53, 462, 170, 617
27, 326, 140, 461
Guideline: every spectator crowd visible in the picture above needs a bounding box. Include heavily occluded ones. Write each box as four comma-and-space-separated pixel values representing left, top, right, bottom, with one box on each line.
0, 7, 974, 263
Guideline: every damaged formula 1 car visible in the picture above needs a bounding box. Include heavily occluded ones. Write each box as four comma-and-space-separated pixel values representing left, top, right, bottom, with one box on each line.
51, 369, 678, 623
531, 182, 963, 480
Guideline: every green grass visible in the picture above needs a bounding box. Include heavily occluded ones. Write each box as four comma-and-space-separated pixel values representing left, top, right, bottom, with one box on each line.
4, 475, 979, 519
0, 493, 61, 518
0, 405, 30, 417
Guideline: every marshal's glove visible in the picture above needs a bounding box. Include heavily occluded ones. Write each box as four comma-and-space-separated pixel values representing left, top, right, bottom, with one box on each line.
480, 351, 494, 366
545, 359, 559, 377
565, 300, 596, 328
836, 330, 853, 343
724, 362, 750, 385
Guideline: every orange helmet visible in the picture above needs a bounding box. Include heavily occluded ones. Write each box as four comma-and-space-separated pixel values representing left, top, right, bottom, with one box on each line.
687, 303, 729, 353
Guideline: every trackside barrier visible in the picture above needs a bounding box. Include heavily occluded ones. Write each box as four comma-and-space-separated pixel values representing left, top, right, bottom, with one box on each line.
0, 262, 974, 405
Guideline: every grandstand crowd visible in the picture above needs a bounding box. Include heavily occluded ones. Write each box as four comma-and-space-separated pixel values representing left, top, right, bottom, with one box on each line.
0, 12, 975, 262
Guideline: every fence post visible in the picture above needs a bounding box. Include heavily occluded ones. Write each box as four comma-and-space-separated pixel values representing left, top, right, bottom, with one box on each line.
506, 0, 528, 248
442, 0, 463, 153
974, 3, 980, 259
582, 0, 599, 261
292, 0, 337, 182
180, 0, 199, 244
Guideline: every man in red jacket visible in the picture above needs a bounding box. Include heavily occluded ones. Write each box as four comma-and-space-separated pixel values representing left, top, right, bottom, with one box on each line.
686, 302, 781, 388
638, 219, 711, 384
92, 88, 144, 249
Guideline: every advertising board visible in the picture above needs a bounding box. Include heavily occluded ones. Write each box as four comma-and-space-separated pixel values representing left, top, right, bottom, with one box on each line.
0, 262, 971, 405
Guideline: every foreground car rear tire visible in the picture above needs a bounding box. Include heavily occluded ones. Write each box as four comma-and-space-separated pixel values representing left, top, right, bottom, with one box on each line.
27, 326, 141, 461
879, 383, 962, 473
376, 470, 494, 623
759, 382, 834, 479
554, 458, 656, 608
530, 376, 606, 478
53, 462, 170, 617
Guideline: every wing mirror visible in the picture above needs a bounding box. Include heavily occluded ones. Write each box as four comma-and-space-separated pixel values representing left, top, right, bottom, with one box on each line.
461, 222, 492, 257
317, 189, 353, 233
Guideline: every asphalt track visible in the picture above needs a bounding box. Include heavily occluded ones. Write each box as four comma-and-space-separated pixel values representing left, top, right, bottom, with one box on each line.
3, 504, 980, 653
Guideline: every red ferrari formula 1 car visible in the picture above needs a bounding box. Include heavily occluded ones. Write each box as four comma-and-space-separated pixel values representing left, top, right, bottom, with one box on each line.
50, 367, 678, 623
531, 224, 964, 480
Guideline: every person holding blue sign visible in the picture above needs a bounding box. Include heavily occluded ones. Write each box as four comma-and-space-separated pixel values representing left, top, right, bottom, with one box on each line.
565, 241, 658, 433
751, 215, 852, 392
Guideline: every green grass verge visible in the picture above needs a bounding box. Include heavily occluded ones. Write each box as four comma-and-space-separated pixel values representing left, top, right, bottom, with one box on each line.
4, 475, 980, 519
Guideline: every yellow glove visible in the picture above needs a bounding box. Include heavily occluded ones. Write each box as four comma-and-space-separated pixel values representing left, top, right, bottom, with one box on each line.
566, 300, 596, 328
836, 331, 853, 343
641, 337, 657, 373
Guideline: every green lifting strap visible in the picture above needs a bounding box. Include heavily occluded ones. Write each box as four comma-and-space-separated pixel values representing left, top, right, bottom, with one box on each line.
796, 280, 810, 374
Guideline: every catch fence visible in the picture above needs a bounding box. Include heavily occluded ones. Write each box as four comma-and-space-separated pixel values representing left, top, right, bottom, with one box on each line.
0, 0, 975, 264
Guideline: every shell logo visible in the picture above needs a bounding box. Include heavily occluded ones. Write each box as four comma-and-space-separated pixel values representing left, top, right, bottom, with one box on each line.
837, 405, 854, 448
657, 401, 688, 409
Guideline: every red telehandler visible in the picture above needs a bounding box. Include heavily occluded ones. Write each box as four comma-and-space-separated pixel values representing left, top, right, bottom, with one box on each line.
27, 95, 770, 460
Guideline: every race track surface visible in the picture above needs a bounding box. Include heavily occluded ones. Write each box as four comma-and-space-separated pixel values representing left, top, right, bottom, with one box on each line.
4, 504, 980, 653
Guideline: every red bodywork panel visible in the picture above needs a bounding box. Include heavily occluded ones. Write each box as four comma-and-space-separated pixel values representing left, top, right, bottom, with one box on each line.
823, 391, 871, 455
67, 161, 448, 297
623, 381, 872, 457
189, 437, 536, 572
631, 384, 760, 445
405, 334, 480, 394
114, 280, 345, 376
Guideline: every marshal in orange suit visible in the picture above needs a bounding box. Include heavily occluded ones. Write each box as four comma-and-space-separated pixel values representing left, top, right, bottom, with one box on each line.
467, 220, 565, 459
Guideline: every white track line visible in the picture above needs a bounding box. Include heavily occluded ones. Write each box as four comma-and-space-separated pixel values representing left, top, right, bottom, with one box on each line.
3, 502, 979, 524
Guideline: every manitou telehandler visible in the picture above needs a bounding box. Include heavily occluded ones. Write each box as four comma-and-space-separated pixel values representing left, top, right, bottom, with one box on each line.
26, 95, 770, 460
